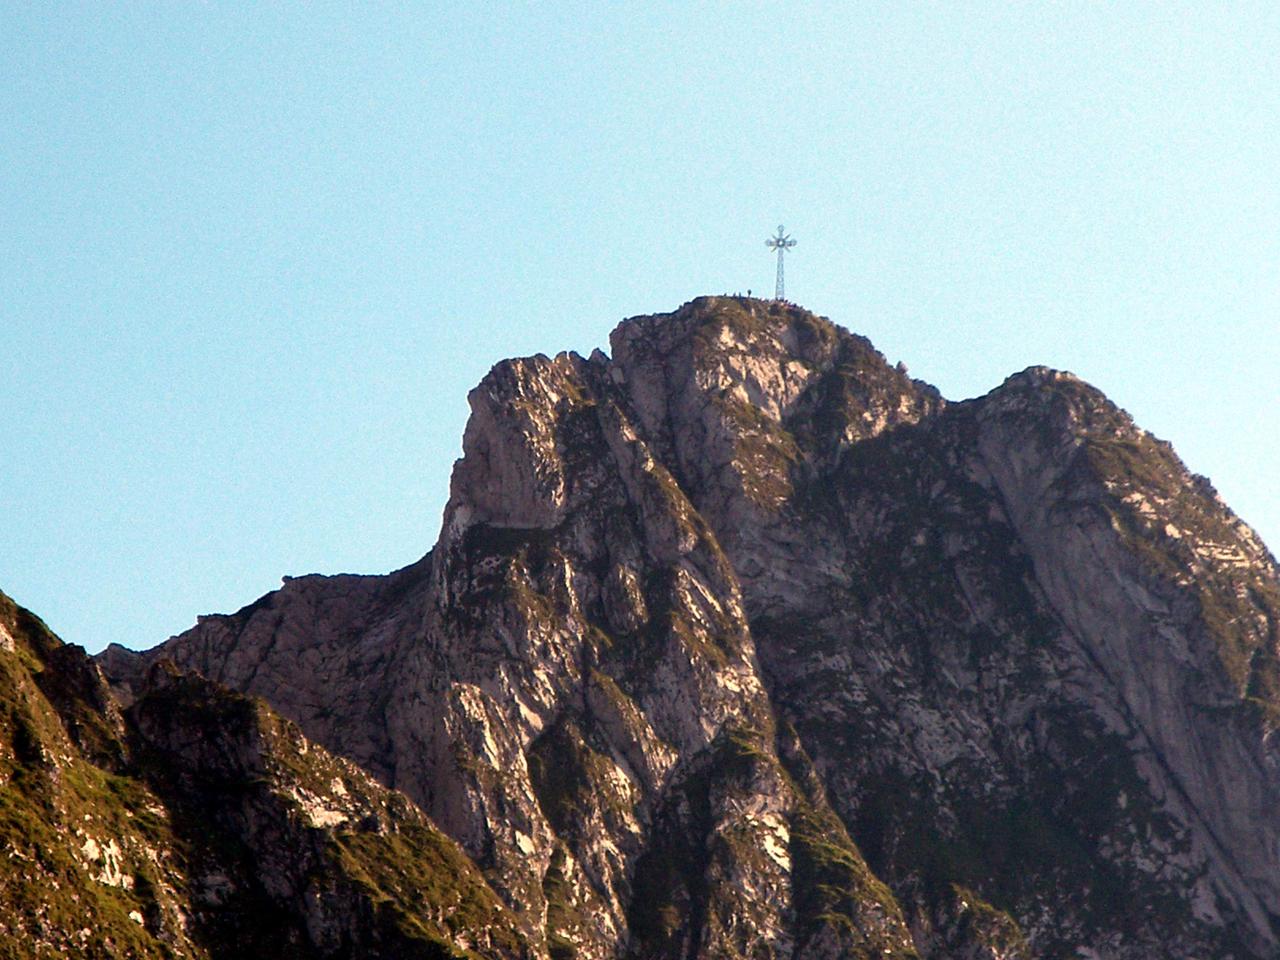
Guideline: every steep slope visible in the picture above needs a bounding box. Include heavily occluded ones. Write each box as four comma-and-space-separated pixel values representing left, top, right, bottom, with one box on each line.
111, 296, 1280, 960
0, 589, 528, 959
748, 366, 1280, 958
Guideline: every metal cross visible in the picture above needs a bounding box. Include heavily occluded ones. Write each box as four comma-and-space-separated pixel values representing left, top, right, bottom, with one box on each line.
765, 225, 796, 300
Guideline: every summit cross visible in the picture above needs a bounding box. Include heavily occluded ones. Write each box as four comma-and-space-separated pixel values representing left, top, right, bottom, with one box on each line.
765, 225, 796, 300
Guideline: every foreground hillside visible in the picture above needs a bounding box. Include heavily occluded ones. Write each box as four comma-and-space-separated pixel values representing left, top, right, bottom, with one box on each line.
0, 590, 528, 958
83, 296, 1280, 958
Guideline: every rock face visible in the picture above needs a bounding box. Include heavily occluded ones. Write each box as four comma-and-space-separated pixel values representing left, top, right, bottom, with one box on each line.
100, 297, 1280, 959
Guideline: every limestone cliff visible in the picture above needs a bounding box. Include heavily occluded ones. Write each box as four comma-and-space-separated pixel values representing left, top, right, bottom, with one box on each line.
101, 297, 1280, 959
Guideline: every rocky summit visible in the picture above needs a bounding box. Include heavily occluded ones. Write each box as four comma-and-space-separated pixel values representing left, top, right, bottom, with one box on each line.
5, 295, 1279, 958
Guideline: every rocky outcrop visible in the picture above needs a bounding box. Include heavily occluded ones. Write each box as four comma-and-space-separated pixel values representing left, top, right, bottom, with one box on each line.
105, 296, 1280, 959
0, 589, 529, 958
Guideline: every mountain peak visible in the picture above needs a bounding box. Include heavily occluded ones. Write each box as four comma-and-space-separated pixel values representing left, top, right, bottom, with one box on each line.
75, 297, 1280, 959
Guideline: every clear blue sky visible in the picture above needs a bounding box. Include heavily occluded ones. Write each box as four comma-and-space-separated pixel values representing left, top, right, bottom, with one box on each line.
3, 4, 1277, 654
